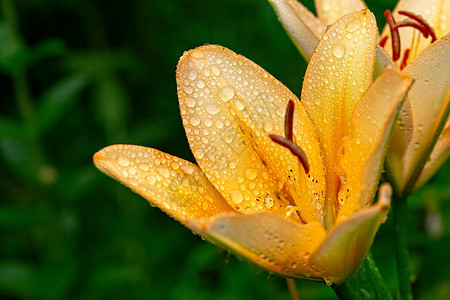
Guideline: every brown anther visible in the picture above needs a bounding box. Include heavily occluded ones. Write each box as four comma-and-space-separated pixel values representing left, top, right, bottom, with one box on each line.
379, 36, 389, 47
269, 135, 310, 174
400, 48, 410, 70
384, 10, 401, 61
284, 99, 295, 141
398, 10, 437, 42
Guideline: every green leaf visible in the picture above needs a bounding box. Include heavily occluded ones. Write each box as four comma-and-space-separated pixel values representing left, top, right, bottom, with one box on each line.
32, 73, 88, 135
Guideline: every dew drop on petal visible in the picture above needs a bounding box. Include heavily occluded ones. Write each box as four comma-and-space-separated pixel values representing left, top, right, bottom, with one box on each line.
264, 195, 274, 209
185, 97, 196, 108
117, 156, 130, 167
263, 120, 274, 132
332, 44, 346, 58
345, 18, 361, 32
231, 190, 243, 204
189, 116, 201, 126
138, 163, 149, 172
205, 103, 221, 115
218, 85, 235, 102
234, 99, 245, 111
181, 165, 194, 174
211, 65, 221, 76
188, 70, 197, 80
146, 174, 156, 184
245, 168, 258, 180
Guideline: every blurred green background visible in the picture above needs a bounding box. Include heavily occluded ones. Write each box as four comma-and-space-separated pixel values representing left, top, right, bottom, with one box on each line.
0, 0, 448, 299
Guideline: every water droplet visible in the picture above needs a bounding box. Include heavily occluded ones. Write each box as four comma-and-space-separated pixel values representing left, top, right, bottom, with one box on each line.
196, 79, 205, 88
263, 120, 273, 132
138, 163, 149, 171
191, 50, 205, 59
189, 116, 201, 126
183, 85, 193, 94
229, 161, 237, 169
117, 156, 130, 167
211, 65, 220, 76
245, 168, 258, 180
345, 18, 361, 32
214, 120, 224, 129
205, 103, 221, 115
332, 44, 346, 58
181, 165, 194, 174
264, 195, 274, 209
230, 191, 243, 204
185, 97, 196, 108
324, 278, 334, 286
188, 70, 197, 80
234, 99, 245, 111
157, 167, 170, 178
171, 162, 179, 170
218, 86, 235, 102
146, 174, 156, 184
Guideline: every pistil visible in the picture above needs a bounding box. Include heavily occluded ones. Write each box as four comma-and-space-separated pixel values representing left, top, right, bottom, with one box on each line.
269, 100, 310, 174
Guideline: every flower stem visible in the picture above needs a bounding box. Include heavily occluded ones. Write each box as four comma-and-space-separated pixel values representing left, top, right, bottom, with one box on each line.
393, 194, 413, 300
332, 252, 392, 300
286, 278, 300, 300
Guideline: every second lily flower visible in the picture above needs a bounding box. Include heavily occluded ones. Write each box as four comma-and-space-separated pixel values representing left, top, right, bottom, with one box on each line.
94, 11, 412, 284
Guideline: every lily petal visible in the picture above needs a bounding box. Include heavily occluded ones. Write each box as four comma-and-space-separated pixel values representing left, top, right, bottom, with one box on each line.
199, 211, 326, 279
390, 33, 450, 193
268, 0, 326, 60
413, 117, 450, 191
309, 183, 392, 284
337, 66, 413, 218
380, 0, 450, 63
176, 45, 327, 224
93, 145, 233, 227
301, 10, 377, 224
314, 0, 367, 25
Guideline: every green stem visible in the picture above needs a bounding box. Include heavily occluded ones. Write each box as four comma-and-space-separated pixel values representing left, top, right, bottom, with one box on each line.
393, 194, 413, 300
332, 252, 392, 300
286, 278, 300, 300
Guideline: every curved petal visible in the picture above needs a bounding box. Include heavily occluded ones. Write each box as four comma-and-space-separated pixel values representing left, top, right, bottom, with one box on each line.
314, 0, 367, 25
198, 211, 326, 280
380, 0, 450, 64
392, 33, 450, 193
309, 183, 392, 285
301, 10, 378, 225
337, 67, 412, 218
413, 117, 450, 191
268, 0, 326, 60
93, 145, 233, 227
176, 45, 327, 224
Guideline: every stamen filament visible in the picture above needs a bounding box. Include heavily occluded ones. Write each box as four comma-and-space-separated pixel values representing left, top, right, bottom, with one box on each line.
269, 135, 310, 174
384, 10, 401, 61
379, 36, 389, 47
398, 10, 437, 42
394, 21, 430, 39
285, 99, 295, 141
400, 48, 410, 70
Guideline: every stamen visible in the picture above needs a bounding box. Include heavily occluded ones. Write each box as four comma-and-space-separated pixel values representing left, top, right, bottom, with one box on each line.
269, 135, 310, 174
394, 21, 430, 39
400, 48, 410, 70
384, 10, 401, 61
379, 36, 389, 47
398, 10, 437, 42
284, 100, 295, 141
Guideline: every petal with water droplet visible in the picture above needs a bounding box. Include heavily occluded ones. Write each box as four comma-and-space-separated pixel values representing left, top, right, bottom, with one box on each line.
93, 145, 233, 226
337, 66, 412, 218
301, 10, 378, 224
393, 33, 450, 193
315, 0, 367, 25
268, 0, 326, 60
196, 211, 325, 279
177, 45, 326, 223
309, 183, 391, 284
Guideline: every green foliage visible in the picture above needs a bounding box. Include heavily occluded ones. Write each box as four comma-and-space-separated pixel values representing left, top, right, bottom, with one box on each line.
0, 0, 448, 299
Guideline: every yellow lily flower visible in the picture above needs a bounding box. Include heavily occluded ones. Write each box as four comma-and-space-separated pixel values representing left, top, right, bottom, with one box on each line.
269, 0, 450, 195
94, 11, 412, 284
